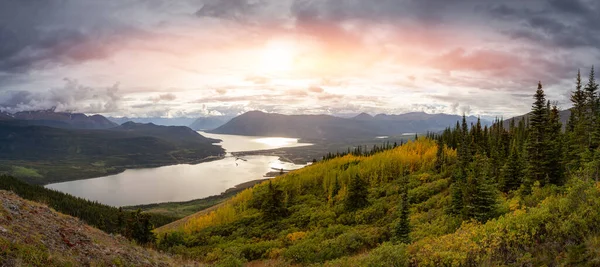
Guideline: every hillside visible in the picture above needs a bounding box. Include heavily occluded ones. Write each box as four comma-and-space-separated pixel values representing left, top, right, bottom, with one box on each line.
503, 108, 571, 129
5, 110, 118, 129
108, 117, 198, 126
111, 122, 220, 145
0, 190, 193, 266
155, 136, 600, 266
211, 111, 483, 140
189, 116, 232, 131
0, 121, 224, 184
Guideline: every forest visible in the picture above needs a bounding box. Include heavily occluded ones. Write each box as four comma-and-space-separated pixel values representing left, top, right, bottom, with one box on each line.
153, 67, 600, 266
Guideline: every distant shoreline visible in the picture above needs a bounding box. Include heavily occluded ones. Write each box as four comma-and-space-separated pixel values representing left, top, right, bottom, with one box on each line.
41, 154, 226, 186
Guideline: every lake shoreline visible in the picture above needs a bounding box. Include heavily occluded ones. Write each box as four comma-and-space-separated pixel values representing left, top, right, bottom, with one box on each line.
41, 154, 226, 186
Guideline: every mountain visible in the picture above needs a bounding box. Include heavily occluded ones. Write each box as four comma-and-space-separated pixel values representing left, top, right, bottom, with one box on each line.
503, 108, 571, 129
189, 116, 233, 131
111, 121, 220, 146
108, 116, 197, 126
211, 111, 484, 140
211, 111, 378, 140
0, 120, 224, 184
2, 110, 118, 129
0, 189, 188, 266
352, 112, 374, 120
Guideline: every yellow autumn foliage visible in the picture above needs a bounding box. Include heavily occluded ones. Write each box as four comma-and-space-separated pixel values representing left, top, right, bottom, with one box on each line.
181, 138, 451, 234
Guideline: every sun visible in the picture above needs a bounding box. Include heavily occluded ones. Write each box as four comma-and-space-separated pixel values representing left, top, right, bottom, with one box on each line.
259, 40, 296, 73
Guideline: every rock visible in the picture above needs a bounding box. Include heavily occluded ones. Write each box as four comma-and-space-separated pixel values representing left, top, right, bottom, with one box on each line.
0, 226, 8, 233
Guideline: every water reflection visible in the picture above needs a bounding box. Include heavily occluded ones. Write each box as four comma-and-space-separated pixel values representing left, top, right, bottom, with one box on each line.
45, 132, 312, 206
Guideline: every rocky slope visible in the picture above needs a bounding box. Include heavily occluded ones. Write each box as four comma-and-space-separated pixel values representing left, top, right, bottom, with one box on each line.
0, 190, 198, 266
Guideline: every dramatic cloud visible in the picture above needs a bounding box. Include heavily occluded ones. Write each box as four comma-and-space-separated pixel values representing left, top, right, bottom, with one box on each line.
0, 0, 598, 118
0, 79, 122, 113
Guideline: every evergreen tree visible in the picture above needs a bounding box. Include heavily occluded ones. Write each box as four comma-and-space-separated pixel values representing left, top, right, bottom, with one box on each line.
345, 174, 369, 211
463, 156, 497, 223
261, 181, 288, 220
547, 104, 564, 185
499, 141, 523, 193
395, 193, 411, 244
566, 69, 588, 172
435, 138, 445, 171
585, 66, 599, 149
449, 182, 464, 216
527, 82, 549, 185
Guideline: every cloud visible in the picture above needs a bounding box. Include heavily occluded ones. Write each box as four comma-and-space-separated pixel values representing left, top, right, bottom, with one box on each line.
0, 79, 122, 113
308, 86, 324, 93
1, 0, 599, 118
148, 93, 177, 103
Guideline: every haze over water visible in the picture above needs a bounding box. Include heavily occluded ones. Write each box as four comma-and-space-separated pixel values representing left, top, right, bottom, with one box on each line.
46, 133, 311, 207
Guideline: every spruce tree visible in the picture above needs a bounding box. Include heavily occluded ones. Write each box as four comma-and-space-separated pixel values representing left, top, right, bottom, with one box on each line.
345, 174, 369, 211
261, 181, 288, 220
395, 193, 411, 244
567, 69, 588, 172
547, 104, 564, 185
449, 182, 464, 216
499, 141, 523, 193
463, 156, 497, 223
585, 66, 599, 149
527, 82, 549, 185
435, 138, 445, 171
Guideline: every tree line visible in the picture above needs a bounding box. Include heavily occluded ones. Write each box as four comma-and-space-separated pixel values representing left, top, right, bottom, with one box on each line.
433, 66, 599, 223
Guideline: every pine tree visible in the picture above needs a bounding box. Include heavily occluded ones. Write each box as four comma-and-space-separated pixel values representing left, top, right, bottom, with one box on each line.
499, 141, 523, 193
395, 193, 411, 244
566, 69, 588, 172
458, 115, 471, 172
547, 104, 564, 185
345, 174, 369, 211
463, 156, 497, 223
261, 181, 288, 220
585, 66, 599, 149
449, 182, 464, 216
435, 138, 445, 171
527, 82, 549, 185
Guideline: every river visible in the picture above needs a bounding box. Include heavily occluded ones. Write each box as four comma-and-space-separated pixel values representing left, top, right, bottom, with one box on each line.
45, 132, 312, 207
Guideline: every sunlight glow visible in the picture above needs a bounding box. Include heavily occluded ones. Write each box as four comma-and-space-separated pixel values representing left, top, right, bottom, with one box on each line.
259, 40, 296, 73
253, 137, 299, 147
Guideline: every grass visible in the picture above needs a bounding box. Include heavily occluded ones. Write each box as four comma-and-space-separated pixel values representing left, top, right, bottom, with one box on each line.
125, 179, 268, 218
11, 166, 43, 179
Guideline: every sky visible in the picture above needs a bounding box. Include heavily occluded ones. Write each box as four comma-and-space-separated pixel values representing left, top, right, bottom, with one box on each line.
0, 0, 599, 118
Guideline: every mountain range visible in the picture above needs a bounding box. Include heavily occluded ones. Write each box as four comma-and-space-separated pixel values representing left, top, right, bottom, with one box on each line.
1, 110, 117, 129
189, 116, 233, 131
210, 111, 486, 140
0, 114, 224, 184
107, 116, 198, 127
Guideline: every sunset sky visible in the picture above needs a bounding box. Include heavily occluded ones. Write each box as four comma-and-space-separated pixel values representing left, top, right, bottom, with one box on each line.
1, 0, 599, 118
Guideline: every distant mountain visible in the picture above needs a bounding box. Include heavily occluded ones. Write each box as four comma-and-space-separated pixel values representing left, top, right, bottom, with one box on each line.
111, 121, 220, 145
108, 117, 197, 126
211, 111, 376, 139
352, 112, 374, 120
0, 120, 224, 184
189, 116, 233, 131
211, 111, 484, 140
503, 109, 571, 129
3, 110, 117, 129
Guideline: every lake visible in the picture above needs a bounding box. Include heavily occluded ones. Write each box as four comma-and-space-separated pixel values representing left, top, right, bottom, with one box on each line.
45, 132, 312, 207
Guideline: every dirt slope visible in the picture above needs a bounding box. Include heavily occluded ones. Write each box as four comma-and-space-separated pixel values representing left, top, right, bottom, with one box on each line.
0, 190, 200, 266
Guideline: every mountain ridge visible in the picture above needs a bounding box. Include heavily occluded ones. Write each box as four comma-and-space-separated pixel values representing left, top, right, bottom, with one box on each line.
2, 110, 118, 129
211, 110, 486, 139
